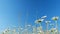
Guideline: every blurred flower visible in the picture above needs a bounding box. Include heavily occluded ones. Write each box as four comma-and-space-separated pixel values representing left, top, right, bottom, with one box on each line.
45, 21, 51, 24
35, 20, 38, 23
2, 32, 4, 34
41, 16, 47, 19
38, 19, 44, 22
52, 16, 59, 21
35, 19, 44, 24
50, 28, 57, 32
37, 26, 42, 31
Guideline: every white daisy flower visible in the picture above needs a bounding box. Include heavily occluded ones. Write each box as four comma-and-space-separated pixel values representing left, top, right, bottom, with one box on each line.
52, 16, 59, 21
35, 19, 44, 24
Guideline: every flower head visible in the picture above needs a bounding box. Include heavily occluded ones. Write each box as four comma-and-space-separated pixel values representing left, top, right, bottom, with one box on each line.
52, 16, 59, 21
38, 19, 44, 22
35, 19, 44, 24
50, 28, 57, 32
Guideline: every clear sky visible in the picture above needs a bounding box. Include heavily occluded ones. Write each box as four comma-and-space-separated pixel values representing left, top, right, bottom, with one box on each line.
0, 0, 60, 31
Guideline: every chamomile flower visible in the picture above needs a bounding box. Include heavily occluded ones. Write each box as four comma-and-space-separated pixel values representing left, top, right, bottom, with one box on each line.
35, 19, 44, 24
52, 16, 59, 21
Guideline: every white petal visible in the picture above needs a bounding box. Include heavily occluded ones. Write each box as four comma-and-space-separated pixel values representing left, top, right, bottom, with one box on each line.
41, 16, 47, 19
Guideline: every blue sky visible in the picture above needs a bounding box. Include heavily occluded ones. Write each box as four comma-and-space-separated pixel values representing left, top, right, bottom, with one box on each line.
0, 0, 60, 31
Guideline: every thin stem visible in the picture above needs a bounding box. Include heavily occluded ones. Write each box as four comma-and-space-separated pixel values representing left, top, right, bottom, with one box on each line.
55, 21, 58, 34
